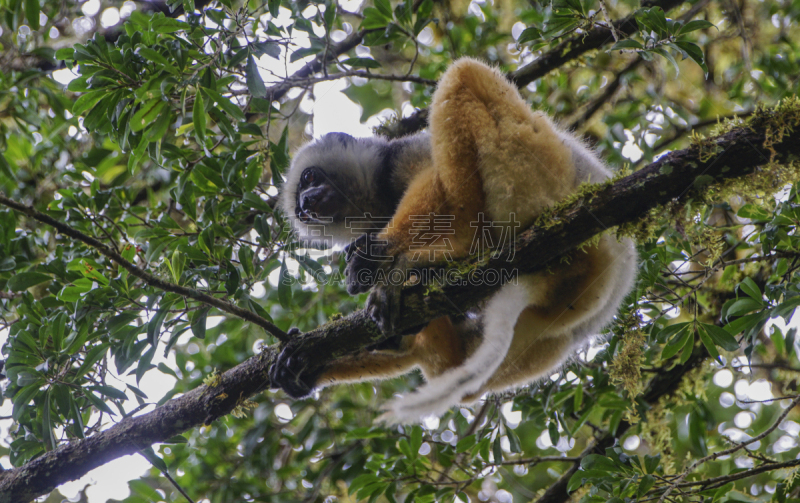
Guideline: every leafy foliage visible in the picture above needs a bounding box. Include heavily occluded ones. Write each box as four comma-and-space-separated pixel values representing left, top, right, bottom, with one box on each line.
1, 0, 800, 501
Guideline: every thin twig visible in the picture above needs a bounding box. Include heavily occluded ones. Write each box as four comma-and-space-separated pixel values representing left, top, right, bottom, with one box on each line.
655, 396, 800, 503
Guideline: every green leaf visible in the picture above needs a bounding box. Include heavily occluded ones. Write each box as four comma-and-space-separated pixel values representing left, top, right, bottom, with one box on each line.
350, 474, 380, 496
738, 277, 762, 302
251, 41, 281, 59
375, 0, 393, 19
292, 253, 327, 282
170, 249, 185, 284
339, 57, 382, 69
131, 99, 167, 133
506, 427, 522, 453
653, 47, 680, 74
225, 264, 240, 295
679, 19, 716, 34
701, 323, 740, 351
75, 343, 109, 379
145, 107, 173, 141
136, 345, 156, 384
158, 362, 179, 379
771, 327, 786, 357
190, 308, 208, 340
548, 420, 559, 446
638, 474, 656, 497
7, 272, 52, 291
242, 193, 272, 214
13, 383, 42, 421
517, 27, 541, 44
88, 385, 128, 400
246, 55, 267, 98
147, 307, 169, 346
25, 0, 40, 30
680, 329, 695, 364
201, 88, 245, 121
611, 39, 644, 50
151, 16, 189, 33
713, 482, 734, 503
697, 325, 721, 360
72, 90, 107, 116
571, 406, 593, 436
137, 47, 179, 74
193, 90, 206, 144
737, 203, 770, 221
278, 260, 292, 309
362, 7, 391, 29
661, 325, 691, 359
140, 446, 169, 472
85, 391, 116, 415
567, 470, 586, 493
674, 41, 708, 75
50, 311, 69, 351
243, 157, 262, 193
580, 454, 617, 472
456, 434, 476, 453
726, 298, 764, 317
644, 453, 661, 474
55, 48, 74, 61
493, 436, 503, 463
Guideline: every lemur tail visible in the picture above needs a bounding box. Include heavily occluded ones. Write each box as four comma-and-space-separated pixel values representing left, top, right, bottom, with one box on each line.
381, 282, 531, 424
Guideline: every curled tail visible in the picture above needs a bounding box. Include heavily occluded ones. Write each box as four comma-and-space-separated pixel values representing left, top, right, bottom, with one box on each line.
381, 282, 531, 424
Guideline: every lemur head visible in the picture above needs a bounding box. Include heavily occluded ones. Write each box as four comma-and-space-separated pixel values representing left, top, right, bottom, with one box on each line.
279, 132, 392, 249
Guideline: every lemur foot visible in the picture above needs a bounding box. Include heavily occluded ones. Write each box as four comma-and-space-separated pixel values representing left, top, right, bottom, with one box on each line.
270, 344, 321, 399
366, 282, 403, 335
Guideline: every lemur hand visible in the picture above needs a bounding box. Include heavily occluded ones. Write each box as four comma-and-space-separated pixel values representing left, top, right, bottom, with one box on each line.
344, 233, 388, 295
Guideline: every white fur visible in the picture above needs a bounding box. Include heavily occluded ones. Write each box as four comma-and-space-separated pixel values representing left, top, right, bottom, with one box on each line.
381, 281, 532, 423
278, 135, 388, 248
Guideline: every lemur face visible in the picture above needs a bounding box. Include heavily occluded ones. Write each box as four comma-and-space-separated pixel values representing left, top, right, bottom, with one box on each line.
294, 166, 363, 224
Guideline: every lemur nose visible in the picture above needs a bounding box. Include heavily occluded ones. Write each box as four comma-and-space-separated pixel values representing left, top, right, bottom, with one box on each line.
301, 192, 318, 211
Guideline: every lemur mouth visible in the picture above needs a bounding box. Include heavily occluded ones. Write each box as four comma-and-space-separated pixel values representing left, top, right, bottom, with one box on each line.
294, 207, 315, 224
296, 207, 318, 223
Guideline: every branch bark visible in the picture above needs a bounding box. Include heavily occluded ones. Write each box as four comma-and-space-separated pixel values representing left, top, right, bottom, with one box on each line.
1, 111, 799, 502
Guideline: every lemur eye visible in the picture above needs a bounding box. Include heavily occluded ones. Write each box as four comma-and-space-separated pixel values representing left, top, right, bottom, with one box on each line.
301, 168, 317, 185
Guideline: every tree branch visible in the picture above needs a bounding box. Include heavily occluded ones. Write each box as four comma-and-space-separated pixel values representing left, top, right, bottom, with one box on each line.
379, 0, 690, 138
565, 57, 643, 131
264, 28, 380, 103
535, 346, 709, 503
0, 195, 289, 342
655, 395, 800, 503
1, 109, 799, 502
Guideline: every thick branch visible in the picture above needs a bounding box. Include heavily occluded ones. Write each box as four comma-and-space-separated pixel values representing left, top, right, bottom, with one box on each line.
0, 196, 289, 342
2, 113, 799, 502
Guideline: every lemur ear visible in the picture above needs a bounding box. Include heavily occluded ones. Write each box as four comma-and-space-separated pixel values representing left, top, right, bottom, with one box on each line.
324, 132, 355, 146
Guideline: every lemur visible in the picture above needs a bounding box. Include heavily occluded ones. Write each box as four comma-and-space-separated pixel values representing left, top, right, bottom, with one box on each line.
272, 58, 638, 423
